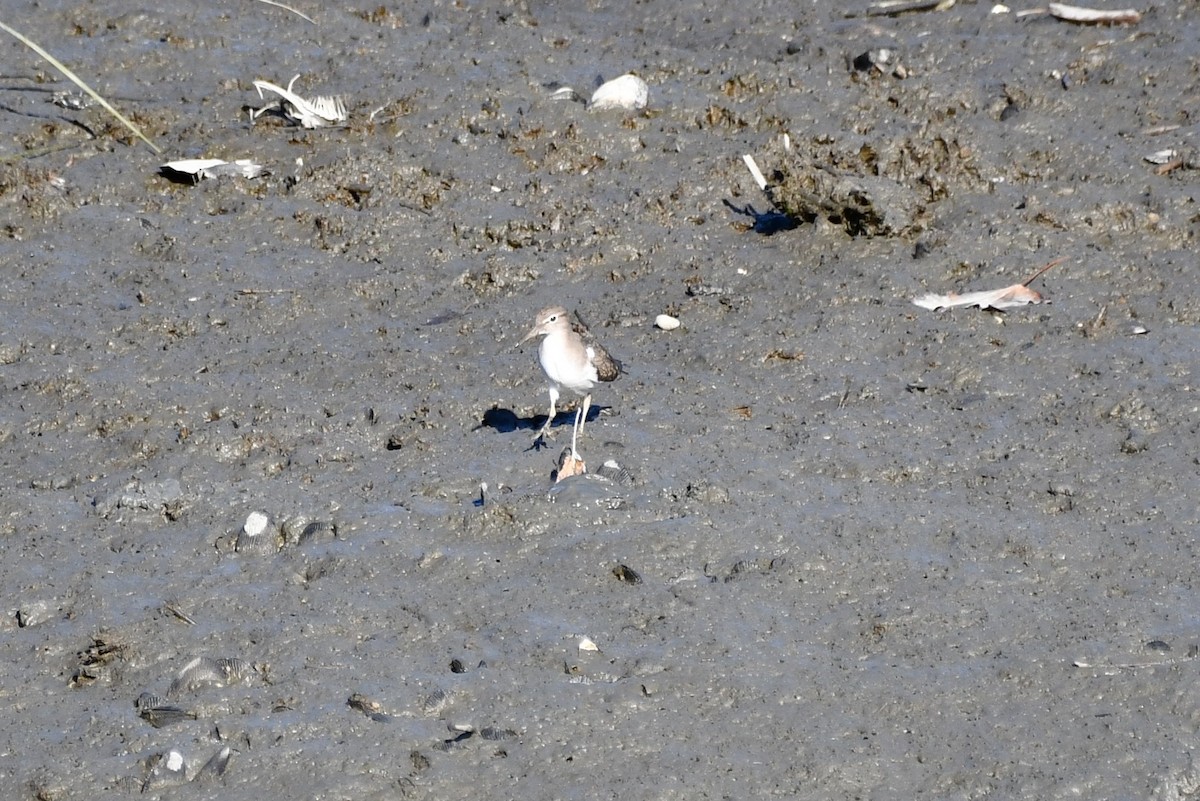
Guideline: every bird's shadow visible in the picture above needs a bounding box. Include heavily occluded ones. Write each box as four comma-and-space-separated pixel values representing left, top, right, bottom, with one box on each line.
479, 405, 607, 449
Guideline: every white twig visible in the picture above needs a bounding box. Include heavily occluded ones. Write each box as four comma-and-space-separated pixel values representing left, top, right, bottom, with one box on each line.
1047, 2, 1141, 24
252, 0, 315, 24
741, 154, 768, 191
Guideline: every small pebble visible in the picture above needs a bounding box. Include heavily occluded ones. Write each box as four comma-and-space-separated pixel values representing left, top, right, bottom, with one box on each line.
655, 314, 680, 331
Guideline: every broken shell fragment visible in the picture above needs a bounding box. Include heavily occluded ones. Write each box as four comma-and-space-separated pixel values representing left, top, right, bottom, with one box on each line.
1144, 149, 1178, 165
160, 159, 267, 182
851, 48, 907, 78
252, 75, 348, 128
194, 747, 232, 783
654, 314, 680, 331
589, 74, 649, 111
135, 692, 197, 728
554, 447, 587, 482
578, 636, 600, 652
480, 726, 519, 740
594, 460, 635, 486
612, 564, 643, 584
142, 749, 188, 791
852, 48, 893, 72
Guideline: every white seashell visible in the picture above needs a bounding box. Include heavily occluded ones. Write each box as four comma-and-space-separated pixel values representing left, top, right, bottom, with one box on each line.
164, 751, 185, 772
578, 636, 600, 652
1144, 149, 1178, 165
161, 159, 267, 181
243, 511, 270, 537
162, 158, 224, 174
589, 74, 649, 112
550, 86, 584, 103
655, 314, 680, 331
237, 511, 279, 554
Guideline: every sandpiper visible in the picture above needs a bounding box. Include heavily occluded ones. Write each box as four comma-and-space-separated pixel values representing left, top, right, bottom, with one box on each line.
519, 305, 621, 456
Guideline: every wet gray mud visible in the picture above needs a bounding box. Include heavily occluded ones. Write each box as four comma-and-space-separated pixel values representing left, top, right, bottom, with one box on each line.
1, 0, 1199, 797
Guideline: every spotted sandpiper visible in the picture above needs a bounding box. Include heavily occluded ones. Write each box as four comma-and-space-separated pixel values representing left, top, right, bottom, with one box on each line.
519, 305, 621, 456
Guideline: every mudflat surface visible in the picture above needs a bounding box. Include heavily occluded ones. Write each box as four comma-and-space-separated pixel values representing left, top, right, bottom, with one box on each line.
2, 1, 1198, 798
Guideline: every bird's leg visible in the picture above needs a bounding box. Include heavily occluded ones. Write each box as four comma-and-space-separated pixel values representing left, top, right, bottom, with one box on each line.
533, 387, 559, 448
577, 393, 593, 438
570, 405, 583, 460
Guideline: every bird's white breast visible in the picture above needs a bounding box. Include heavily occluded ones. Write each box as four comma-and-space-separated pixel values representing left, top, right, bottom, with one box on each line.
539, 331, 599, 394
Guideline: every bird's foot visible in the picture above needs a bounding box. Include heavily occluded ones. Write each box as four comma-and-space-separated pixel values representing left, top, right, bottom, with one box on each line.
528, 428, 554, 451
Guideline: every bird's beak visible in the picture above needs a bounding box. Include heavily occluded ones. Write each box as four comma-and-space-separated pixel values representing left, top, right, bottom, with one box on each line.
518, 325, 540, 347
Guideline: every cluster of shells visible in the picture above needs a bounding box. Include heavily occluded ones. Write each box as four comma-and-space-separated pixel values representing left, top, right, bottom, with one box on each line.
230, 511, 339, 555
133, 655, 259, 789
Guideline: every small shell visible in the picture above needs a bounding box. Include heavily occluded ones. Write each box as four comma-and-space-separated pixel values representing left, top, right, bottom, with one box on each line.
654, 314, 680, 331
216, 657, 252, 683
549, 86, 583, 103
135, 692, 168, 711
298, 520, 337, 545
589, 74, 649, 111
237, 512, 280, 555
169, 655, 253, 696
480, 726, 518, 740
243, 511, 270, 537
138, 703, 197, 728
280, 515, 311, 545
595, 460, 635, 486
612, 564, 643, 585
578, 636, 600, 652
194, 747, 232, 783
135, 691, 197, 727
421, 688, 452, 716
170, 656, 222, 696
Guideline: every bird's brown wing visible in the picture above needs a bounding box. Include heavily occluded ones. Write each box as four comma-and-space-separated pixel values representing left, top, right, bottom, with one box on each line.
572, 312, 622, 382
